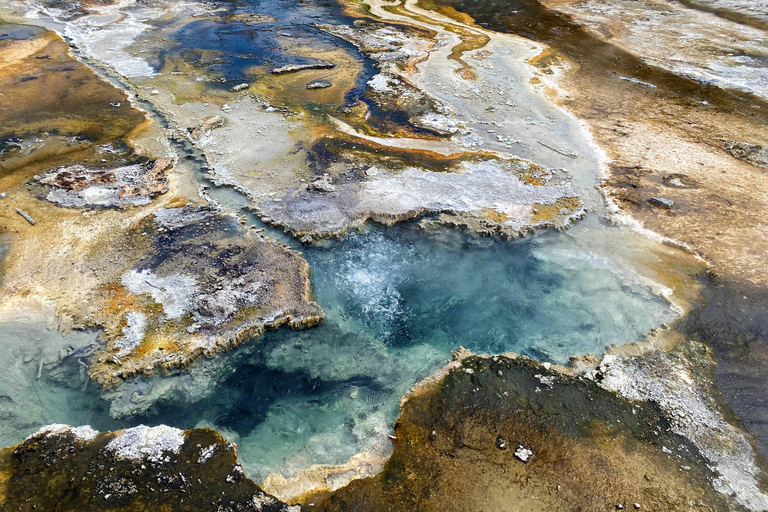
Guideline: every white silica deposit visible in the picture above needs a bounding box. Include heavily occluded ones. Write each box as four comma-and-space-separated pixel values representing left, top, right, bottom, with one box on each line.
105, 425, 186, 464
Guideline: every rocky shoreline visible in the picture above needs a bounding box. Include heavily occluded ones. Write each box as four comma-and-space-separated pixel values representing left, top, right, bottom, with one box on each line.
1, 0, 767, 509
4, 344, 766, 511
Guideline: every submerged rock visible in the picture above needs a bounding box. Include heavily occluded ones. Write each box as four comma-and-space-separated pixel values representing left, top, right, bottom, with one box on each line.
272, 63, 336, 75
0, 425, 294, 512
307, 80, 332, 90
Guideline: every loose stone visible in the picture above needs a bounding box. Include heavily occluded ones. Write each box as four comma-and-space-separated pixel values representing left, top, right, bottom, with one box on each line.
647, 197, 673, 209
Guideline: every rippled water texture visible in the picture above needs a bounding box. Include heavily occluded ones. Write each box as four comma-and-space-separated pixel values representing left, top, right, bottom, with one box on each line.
0, 222, 677, 478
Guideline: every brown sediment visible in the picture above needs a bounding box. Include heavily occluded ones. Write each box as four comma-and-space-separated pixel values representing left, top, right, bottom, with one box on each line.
380, 0, 489, 79
0, 29, 150, 196
301, 348, 755, 511
311, 133, 504, 173
0, 30, 147, 147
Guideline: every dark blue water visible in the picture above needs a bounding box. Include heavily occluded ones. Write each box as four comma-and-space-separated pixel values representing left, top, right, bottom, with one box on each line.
157, 0, 376, 102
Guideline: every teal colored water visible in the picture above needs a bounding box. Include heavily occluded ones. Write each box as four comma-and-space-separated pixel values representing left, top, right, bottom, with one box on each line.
225, 222, 678, 479
0, 221, 678, 480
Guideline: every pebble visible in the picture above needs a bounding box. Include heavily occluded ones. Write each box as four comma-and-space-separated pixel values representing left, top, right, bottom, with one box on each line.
647, 197, 673, 209
514, 445, 533, 463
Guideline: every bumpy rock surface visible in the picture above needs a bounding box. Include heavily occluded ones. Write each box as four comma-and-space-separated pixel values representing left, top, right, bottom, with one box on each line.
87, 205, 324, 387
303, 344, 766, 511
0, 425, 294, 512
258, 154, 583, 242
37, 156, 175, 207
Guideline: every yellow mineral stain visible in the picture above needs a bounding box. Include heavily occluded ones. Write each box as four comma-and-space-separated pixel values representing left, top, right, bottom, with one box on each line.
531, 196, 581, 222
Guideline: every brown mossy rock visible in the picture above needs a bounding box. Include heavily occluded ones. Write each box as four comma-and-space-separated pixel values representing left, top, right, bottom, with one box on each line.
304, 354, 748, 512
0, 426, 293, 512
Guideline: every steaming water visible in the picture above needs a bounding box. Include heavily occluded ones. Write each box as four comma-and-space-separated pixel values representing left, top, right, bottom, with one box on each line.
0, 220, 678, 479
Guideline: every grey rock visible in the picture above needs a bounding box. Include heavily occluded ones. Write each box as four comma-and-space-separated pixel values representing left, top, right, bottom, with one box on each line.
724, 141, 768, 168
647, 197, 673, 209
307, 80, 332, 90
271, 62, 335, 75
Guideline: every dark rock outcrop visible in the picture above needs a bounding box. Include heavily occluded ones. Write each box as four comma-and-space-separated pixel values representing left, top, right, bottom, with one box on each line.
0, 425, 295, 512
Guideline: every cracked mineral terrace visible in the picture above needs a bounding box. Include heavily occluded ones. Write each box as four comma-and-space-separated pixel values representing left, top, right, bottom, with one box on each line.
1, 0, 768, 510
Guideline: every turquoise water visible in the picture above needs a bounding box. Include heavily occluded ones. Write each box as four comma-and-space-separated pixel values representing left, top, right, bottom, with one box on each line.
0, 220, 678, 480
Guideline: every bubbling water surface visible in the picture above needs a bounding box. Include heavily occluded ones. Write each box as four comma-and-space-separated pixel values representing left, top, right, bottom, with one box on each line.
0, 221, 679, 480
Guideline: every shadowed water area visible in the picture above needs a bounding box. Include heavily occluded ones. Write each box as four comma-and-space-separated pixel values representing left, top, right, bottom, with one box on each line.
0, 220, 679, 479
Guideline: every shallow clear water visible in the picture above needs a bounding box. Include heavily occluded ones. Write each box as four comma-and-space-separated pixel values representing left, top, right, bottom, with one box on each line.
0, 221, 678, 480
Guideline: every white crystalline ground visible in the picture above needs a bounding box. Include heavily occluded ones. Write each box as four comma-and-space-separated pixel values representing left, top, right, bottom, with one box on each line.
367, 73, 395, 93
122, 269, 199, 319
360, 160, 580, 230
417, 112, 469, 135
105, 425, 185, 463
319, 23, 432, 71
594, 355, 768, 512
114, 312, 148, 357
556, 0, 768, 99
45, 186, 151, 208
27, 424, 99, 443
